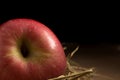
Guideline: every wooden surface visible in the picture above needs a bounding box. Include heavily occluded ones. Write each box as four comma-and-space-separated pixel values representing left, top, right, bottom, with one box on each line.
63, 43, 120, 80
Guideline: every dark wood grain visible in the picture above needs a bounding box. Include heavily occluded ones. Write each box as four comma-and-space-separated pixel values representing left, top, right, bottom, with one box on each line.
63, 43, 120, 80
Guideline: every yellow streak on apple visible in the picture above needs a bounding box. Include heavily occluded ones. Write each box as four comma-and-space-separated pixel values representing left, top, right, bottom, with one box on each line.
5, 45, 51, 65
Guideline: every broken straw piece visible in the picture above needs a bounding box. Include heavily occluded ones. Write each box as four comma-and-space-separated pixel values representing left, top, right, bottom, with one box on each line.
49, 45, 94, 80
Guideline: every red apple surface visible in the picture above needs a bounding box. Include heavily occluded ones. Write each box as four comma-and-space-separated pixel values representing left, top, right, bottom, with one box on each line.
0, 18, 66, 80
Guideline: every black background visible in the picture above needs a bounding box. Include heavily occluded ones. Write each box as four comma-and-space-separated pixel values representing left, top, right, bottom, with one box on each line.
0, 3, 119, 45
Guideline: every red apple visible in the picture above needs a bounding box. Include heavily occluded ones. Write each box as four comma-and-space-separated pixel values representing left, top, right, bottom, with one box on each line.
0, 18, 66, 80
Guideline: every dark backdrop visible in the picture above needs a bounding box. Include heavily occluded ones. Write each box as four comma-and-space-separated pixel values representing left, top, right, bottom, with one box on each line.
0, 4, 119, 44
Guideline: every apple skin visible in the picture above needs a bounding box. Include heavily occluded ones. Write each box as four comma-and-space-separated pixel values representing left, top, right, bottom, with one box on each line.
0, 18, 66, 80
